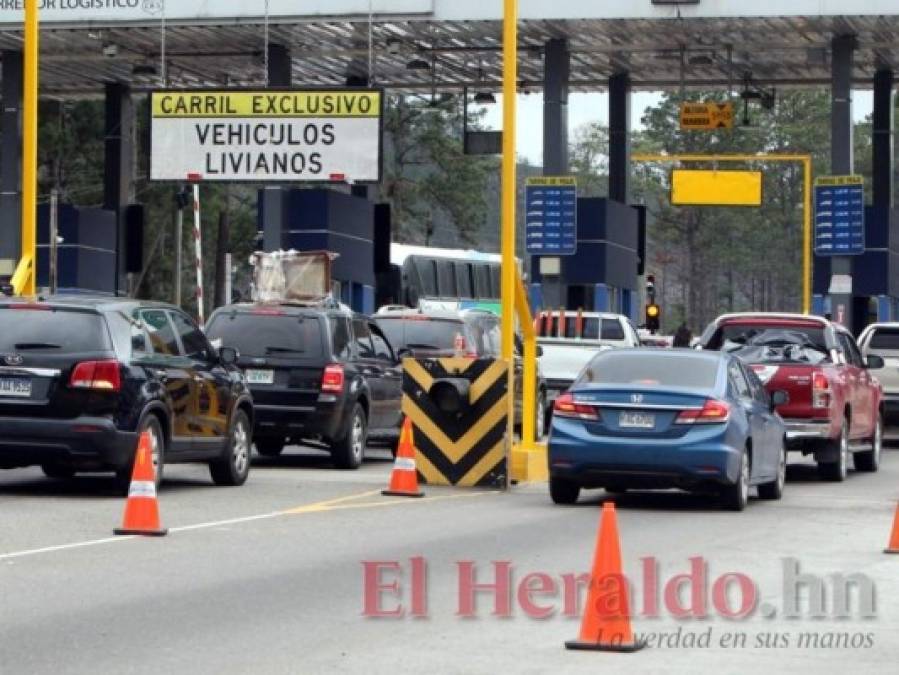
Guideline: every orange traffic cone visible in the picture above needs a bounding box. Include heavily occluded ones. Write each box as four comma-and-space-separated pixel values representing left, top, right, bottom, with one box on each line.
382, 418, 425, 498
885, 502, 899, 554
114, 431, 167, 536
566, 502, 645, 652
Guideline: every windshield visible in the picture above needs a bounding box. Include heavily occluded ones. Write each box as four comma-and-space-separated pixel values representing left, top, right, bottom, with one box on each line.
869, 328, 899, 351
205, 312, 324, 358
576, 352, 720, 389
375, 317, 464, 352
727, 328, 830, 365
0, 307, 110, 352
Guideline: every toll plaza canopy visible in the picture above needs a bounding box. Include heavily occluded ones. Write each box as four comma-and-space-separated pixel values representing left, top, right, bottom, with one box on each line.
0, 0, 897, 94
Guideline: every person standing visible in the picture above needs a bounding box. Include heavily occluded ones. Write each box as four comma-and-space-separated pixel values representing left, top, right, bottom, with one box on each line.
673, 322, 693, 348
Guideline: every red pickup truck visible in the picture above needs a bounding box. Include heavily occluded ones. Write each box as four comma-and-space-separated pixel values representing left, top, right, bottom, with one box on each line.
700, 313, 884, 481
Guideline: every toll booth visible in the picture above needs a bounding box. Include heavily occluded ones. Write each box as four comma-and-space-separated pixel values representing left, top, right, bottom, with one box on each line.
258, 189, 376, 314
529, 198, 639, 320
35, 204, 117, 295
813, 206, 899, 334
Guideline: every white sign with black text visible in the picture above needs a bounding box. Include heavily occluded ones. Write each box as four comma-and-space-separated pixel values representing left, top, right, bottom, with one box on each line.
149, 90, 383, 183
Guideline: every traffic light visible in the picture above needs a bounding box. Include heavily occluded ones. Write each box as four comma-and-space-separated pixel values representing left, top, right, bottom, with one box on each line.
645, 302, 661, 333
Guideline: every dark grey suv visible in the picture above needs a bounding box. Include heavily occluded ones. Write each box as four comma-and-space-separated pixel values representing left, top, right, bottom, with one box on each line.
205, 303, 403, 469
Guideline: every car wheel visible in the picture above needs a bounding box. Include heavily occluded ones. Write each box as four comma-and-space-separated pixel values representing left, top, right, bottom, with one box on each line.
549, 476, 580, 505
758, 438, 786, 500
42, 464, 76, 479
535, 390, 547, 440
818, 418, 850, 482
114, 415, 165, 495
721, 449, 749, 511
255, 437, 285, 457
854, 412, 882, 472
332, 403, 367, 470
210, 410, 252, 486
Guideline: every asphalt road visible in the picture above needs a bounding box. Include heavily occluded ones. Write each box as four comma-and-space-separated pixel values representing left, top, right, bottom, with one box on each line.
2, 441, 899, 674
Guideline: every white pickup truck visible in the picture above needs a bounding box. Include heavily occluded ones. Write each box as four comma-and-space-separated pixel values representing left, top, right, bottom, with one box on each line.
536, 311, 642, 401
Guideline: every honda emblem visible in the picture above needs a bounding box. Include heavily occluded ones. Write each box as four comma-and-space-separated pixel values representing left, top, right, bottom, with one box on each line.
631, 393, 643, 404
3, 354, 23, 366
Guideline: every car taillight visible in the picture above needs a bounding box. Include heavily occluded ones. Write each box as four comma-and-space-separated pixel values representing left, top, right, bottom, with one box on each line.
69, 360, 121, 392
553, 393, 600, 421
812, 370, 831, 409
675, 399, 730, 425
321, 363, 345, 393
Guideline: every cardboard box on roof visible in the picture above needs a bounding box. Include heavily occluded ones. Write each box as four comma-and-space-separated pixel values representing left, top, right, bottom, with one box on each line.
250, 250, 338, 303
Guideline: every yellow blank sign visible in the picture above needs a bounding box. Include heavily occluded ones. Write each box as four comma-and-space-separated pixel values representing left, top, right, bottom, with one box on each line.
671, 169, 763, 206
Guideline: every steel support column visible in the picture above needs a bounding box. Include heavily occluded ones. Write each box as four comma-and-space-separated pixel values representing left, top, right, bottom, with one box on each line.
872, 69, 894, 213
0, 50, 22, 279
261, 44, 291, 252
608, 72, 631, 204
829, 35, 856, 329
346, 28, 370, 200
543, 38, 569, 175
104, 82, 134, 296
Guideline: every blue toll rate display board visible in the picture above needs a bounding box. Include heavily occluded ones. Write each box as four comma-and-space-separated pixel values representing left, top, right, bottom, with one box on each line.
525, 176, 577, 256
814, 175, 865, 256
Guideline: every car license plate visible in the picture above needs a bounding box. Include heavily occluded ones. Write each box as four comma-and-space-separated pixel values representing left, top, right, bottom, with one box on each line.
245, 369, 274, 385
0, 378, 32, 398
619, 411, 655, 429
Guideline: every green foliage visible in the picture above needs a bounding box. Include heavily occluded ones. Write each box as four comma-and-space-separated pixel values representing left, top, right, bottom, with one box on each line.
379, 95, 497, 246
623, 90, 844, 332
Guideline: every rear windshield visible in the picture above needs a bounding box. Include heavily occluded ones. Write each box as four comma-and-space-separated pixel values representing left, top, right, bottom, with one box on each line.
869, 328, 899, 350
728, 329, 830, 365
539, 316, 623, 341
717, 324, 829, 355
0, 307, 110, 353
577, 353, 720, 389
375, 317, 464, 352
205, 311, 324, 358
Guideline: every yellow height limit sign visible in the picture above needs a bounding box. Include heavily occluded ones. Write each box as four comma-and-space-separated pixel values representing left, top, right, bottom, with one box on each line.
150, 90, 383, 183
680, 102, 734, 130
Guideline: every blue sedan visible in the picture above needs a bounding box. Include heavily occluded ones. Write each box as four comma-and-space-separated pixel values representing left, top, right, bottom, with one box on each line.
548, 349, 788, 510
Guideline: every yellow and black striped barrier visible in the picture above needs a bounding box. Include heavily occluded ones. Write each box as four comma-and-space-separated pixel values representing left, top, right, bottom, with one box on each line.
401, 357, 509, 488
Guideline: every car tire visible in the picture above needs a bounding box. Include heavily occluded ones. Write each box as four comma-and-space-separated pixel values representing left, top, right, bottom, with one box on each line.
854, 412, 882, 472
549, 476, 580, 505
115, 415, 165, 495
721, 449, 750, 511
331, 402, 367, 470
210, 410, 252, 487
758, 439, 786, 500
818, 418, 850, 482
255, 438, 285, 457
42, 464, 76, 479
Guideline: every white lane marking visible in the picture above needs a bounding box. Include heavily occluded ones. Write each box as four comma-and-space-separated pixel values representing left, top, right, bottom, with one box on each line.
0, 488, 488, 561
0, 535, 136, 561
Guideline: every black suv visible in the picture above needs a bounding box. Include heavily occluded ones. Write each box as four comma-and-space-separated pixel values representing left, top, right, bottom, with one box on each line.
205, 303, 403, 469
0, 296, 254, 491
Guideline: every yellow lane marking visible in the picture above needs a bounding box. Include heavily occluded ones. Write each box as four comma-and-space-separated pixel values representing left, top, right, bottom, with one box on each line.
284, 488, 381, 514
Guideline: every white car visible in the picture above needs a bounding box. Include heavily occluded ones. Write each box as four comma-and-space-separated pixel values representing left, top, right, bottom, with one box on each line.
536, 311, 641, 402
858, 323, 899, 422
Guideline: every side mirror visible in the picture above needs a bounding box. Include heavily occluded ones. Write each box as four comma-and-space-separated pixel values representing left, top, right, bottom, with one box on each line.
866, 354, 885, 370
219, 346, 239, 366
771, 390, 789, 410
